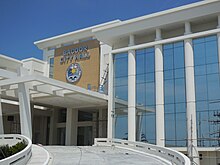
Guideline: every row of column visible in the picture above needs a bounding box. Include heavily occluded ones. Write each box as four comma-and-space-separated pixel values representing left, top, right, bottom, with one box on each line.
107, 21, 220, 164
65, 108, 107, 145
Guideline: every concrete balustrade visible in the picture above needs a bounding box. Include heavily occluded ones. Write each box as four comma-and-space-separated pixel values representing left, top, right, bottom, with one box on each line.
0, 134, 32, 165
94, 138, 191, 165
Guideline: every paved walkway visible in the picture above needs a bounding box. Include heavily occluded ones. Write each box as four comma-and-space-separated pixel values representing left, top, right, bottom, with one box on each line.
27, 145, 50, 165
44, 146, 171, 165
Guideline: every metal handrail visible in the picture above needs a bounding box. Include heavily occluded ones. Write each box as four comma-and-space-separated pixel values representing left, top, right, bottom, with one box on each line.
94, 138, 190, 165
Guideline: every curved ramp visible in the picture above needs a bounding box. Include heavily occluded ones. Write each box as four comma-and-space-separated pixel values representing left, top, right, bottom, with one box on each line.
27, 144, 50, 165
44, 146, 170, 165
94, 138, 190, 165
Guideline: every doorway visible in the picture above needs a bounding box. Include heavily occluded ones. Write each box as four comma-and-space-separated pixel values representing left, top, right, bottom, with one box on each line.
77, 126, 93, 146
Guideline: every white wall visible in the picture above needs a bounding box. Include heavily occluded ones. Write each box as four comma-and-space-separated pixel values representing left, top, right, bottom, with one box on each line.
100, 43, 111, 85
22, 58, 49, 77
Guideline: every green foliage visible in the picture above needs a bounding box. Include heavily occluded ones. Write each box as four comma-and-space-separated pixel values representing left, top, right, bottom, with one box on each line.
0, 140, 27, 160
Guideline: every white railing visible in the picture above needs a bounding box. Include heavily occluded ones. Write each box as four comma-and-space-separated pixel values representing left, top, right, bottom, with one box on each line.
0, 134, 32, 165
94, 138, 190, 165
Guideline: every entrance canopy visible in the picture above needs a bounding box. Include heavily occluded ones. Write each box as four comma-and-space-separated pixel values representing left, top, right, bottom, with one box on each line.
0, 70, 108, 109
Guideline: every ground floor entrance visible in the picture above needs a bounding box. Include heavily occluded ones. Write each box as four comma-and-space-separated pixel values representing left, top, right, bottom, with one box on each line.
77, 126, 93, 146
1, 100, 107, 146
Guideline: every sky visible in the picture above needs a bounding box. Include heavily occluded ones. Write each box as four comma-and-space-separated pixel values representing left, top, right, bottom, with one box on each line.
0, 0, 201, 60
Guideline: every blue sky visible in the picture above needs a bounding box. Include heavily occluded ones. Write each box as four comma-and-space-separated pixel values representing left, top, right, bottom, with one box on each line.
0, 0, 201, 60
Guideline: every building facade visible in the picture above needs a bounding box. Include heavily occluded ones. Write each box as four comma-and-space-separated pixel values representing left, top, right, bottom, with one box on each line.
0, 0, 220, 164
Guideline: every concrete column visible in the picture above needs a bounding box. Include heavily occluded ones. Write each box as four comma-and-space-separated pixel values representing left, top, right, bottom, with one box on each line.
65, 108, 78, 146
99, 108, 105, 138
185, 22, 192, 35
49, 109, 55, 144
18, 83, 32, 139
92, 112, 98, 140
49, 109, 58, 144
43, 48, 48, 62
128, 34, 136, 142
107, 53, 115, 139
184, 39, 200, 165
155, 28, 162, 41
155, 44, 165, 146
0, 97, 4, 134
128, 49, 136, 142
217, 15, 220, 28
129, 34, 135, 46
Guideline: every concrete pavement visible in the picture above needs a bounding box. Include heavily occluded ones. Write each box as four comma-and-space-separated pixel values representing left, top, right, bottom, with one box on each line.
44, 146, 171, 165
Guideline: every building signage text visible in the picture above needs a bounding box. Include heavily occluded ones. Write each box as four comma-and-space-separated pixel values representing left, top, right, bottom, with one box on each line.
60, 46, 90, 64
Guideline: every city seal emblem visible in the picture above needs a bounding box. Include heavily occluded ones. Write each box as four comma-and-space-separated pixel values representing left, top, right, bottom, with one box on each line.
66, 63, 82, 83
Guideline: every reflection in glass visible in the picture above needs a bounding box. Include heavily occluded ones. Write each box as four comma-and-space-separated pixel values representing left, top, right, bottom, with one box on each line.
136, 47, 156, 144
163, 41, 187, 147
193, 35, 220, 147
113, 52, 128, 139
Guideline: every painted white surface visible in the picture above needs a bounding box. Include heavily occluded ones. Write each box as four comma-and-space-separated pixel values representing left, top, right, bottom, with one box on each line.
93, 0, 220, 46
184, 38, 200, 165
128, 49, 136, 142
107, 53, 114, 139
22, 58, 49, 77
18, 83, 32, 139
155, 44, 165, 147
34, 20, 121, 50
94, 138, 190, 165
128, 35, 136, 142
65, 108, 78, 145
111, 28, 220, 54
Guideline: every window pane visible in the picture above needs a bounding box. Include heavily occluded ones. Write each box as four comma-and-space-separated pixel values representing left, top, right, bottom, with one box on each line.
164, 80, 174, 104
163, 41, 186, 147
193, 35, 220, 147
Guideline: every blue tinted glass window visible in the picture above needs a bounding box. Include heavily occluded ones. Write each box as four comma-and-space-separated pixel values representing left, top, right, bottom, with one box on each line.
115, 116, 128, 139
174, 47, 184, 69
164, 79, 175, 104
194, 43, 206, 66
114, 56, 128, 78
136, 53, 145, 75
163, 41, 186, 147
205, 41, 218, 64
114, 52, 128, 140
136, 47, 156, 144
195, 65, 206, 76
193, 35, 220, 147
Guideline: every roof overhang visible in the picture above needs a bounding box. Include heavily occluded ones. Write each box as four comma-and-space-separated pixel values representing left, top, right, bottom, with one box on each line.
0, 74, 108, 109
92, 0, 220, 46
34, 20, 121, 50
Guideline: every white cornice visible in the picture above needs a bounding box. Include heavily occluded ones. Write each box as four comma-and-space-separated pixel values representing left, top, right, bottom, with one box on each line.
111, 28, 220, 54
93, 0, 220, 45
93, 0, 219, 33
34, 20, 121, 50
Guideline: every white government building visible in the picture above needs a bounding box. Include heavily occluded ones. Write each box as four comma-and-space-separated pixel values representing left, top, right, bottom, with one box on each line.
0, 0, 220, 164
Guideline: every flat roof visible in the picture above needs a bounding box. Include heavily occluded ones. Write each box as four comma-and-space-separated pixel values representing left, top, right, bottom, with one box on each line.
92, 0, 220, 45
0, 73, 108, 109
34, 20, 121, 50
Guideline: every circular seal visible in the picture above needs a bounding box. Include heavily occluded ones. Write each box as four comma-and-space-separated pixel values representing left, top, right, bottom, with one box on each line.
66, 63, 82, 83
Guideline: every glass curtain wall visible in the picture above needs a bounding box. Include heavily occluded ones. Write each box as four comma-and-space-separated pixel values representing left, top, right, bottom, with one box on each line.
163, 41, 187, 147
113, 52, 128, 139
136, 48, 156, 144
193, 35, 220, 147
